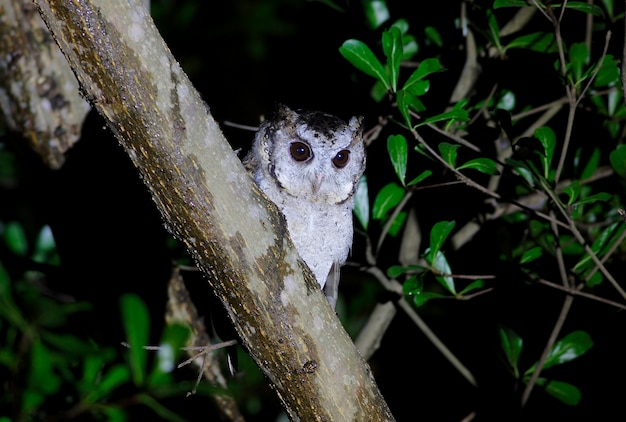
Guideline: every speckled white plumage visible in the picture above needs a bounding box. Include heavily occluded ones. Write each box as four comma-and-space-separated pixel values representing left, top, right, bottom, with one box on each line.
244, 104, 365, 307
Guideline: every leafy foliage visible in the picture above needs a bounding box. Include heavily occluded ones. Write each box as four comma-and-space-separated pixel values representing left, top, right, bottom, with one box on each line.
0, 217, 209, 420
2, 0, 626, 420
340, 0, 626, 415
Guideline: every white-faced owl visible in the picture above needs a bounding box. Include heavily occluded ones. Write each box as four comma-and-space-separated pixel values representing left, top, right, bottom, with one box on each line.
244, 104, 365, 308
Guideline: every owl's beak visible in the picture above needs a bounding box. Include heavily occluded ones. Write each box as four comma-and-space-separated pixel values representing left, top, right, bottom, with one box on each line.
310, 173, 323, 194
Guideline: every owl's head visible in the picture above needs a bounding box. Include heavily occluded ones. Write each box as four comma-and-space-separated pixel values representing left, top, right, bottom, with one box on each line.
256, 104, 366, 204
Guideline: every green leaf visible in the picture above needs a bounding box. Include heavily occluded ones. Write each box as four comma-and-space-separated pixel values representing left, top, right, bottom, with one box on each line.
397, 89, 426, 128
396, 90, 412, 128
507, 158, 536, 187
29, 341, 62, 395
121, 294, 150, 386
407, 169, 432, 186
457, 158, 500, 175
372, 182, 405, 220
339, 39, 389, 90
414, 144, 431, 159
610, 144, 626, 178
387, 135, 408, 185
401, 34, 418, 60
594, 54, 620, 87
370, 79, 388, 102
353, 175, 370, 230
506, 32, 557, 53
562, 180, 581, 206
429, 220, 456, 259
3, 221, 28, 256
573, 222, 624, 273
486, 9, 501, 50
493, 0, 528, 8
572, 192, 612, 206
424, 26, 442, 47
387, 211, 408, 237
390, 18, 409, 34
430, 251, 455, 294
499, 325, 523, 378
32, 225, 59, 266
404, 275, 445, 306
569, 42, 589, 83
403, 58, 441, 92
0, 264, 26, 330
101, 406, 127, 422
362, 0, 390, 29
41, 332, 93, 355
560, 1, 605, 17
412, 290, 445, 307
438, 142, 460, 167
387, 264, 426, 279
580, 147, 600, 180
382, 26, 403, 92
586, 271, 603, 287
496, 90, 516, 111
0, 147, 17, 181
544, 380, 582, 406
600, 0, 614, 19
527, 331, 593, 374
415, 108, 469, 128
87, 364, 131, 403
534, 126, 556, 181
459, 279, 485, 295
520, 246, 542, 264
82, 352, 109, 388
405, 79, 430, 96
402, 274, 423, 295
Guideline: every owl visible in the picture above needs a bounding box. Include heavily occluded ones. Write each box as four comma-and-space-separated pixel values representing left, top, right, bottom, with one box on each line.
244, 104, 366, 308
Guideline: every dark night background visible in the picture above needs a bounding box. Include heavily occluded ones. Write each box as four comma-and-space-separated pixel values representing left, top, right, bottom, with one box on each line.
2, 1, 626, 421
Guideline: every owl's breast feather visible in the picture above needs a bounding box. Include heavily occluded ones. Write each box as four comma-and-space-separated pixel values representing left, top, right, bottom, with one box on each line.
280, 200, 353, 289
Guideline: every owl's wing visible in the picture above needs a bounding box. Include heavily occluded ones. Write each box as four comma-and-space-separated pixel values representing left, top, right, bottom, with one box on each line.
322, 261, 341, 309
241, 150, 258, 175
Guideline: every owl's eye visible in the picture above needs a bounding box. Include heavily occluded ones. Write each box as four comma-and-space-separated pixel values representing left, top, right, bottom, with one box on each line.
290, 142, 312, 162
332, 150, 350, 168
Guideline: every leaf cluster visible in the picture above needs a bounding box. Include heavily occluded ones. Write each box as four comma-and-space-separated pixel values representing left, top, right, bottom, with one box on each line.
339, 0, 626, 412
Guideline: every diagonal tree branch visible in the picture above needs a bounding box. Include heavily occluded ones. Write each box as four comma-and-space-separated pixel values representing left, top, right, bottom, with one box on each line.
32, 0, 394, 420
0, 0, 90, 169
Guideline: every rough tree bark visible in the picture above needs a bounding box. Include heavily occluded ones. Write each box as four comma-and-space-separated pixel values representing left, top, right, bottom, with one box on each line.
29, 0, 395, 420
0, 0, 90, 169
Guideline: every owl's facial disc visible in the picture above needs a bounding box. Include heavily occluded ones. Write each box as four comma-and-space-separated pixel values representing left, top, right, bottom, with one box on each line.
301, 157, 353, 203
309, 172, 324, 195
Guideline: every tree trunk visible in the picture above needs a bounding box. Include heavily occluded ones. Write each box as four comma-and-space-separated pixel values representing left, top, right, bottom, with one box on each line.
30, 0, 395, 420
0, 0, 90, 169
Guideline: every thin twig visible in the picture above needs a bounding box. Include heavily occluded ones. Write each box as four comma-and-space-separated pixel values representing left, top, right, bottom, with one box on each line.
414, 126, 572, 231
178, 340, 238, 369
521, 295, 574, 406
519, 203, 574, 405
376, 191, 413, 255
511, 97, 568, 121
537, 278, 626, 311
426, 122, 481, 152
365, 265, 478, 387
222, 120, 259, 132
542, 180, 626, 300
550, 209, 571, 289
575, 31, 612, 108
